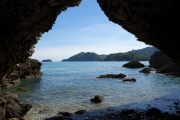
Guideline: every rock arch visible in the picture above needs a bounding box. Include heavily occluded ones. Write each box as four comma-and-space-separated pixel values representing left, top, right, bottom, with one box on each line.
0, 0, 180, 81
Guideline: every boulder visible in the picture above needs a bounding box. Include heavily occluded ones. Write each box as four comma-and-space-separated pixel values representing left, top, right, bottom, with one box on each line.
123, 77, 136, 82
1, 58, 42, 88
97, 73, 126, 79
90, 95, 103, 104
139, 67, 156, 74
122, 61, 145, 68
0, 92, 32, 120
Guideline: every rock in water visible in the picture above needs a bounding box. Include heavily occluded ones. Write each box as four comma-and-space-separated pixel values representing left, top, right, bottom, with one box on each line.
0, 92, 32, 120
97, 73, 126, 79
123, 77, 136, 82
75, 110, 86, 115
90, 95, 103, 103
139, 67, 156, 73
58, 112, 72, 116
122, 61, 145, 68
1, 58, 42, 88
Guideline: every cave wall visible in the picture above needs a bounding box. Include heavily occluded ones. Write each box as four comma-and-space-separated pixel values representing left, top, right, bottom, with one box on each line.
97, 0, 180, 64
1, 0, 180, 82
0, 0, 81, 81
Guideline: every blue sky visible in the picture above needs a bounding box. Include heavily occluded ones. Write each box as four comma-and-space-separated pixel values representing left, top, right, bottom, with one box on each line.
32, 0, 148, 61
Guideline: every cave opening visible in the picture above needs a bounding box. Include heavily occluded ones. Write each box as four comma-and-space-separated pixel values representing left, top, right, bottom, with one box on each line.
1, 0, 180, 120
32, 0, 149, 61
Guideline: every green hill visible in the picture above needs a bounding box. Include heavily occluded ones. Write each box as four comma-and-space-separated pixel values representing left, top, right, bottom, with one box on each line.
62, 52, 103, 61
62, 47, 158, 61
104, 52, 149, 61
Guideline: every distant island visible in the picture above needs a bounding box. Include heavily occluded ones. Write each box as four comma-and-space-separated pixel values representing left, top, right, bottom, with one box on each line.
42, 59, 53, 62
62, 47, 158, 62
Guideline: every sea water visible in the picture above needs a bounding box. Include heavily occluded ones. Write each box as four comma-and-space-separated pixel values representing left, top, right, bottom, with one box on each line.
2, 62, 180, 119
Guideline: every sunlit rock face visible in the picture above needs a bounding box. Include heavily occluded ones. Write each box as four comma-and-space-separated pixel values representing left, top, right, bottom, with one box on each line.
97, 0, 180, 64
0, 0, 81, 81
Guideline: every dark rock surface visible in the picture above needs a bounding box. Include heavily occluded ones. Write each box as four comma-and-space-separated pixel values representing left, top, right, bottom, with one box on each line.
58, 112, 72, 117
45, 107, 180, 120
139, 67, 156, 73
0, 0, 81, 82
150, 51, 171, 69
150, 51, 180, 76
99, 108, 180, 120
97, 0, 180, 65
75, 110, 86, 115
123, 77, 136, 82
90, 95, 104, 104
122, 61, 145, 68
0, 92, 32, 120
97, 73, 126, 79
0, 58, 42, 88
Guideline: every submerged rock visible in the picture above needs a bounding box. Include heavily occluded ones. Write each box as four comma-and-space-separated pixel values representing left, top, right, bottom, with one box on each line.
75, 110, 86, 115
90, 95, 103, 104
1, 58, 42, 88
139, 67, 156, 73
123, 77, 136, 82
58, 112, 72, 116
122, 61, 145, 68
38, 109, 49, 114
97, 73, 126, 79
45, 115, 71, 120
0, 92, 32, 120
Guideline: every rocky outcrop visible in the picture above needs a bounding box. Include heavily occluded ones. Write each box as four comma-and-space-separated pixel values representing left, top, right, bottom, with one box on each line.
1, 58, 42, 88
0, 0, 81, 82
97, 0, 180, 65
90, 95, 104, 104
0, 92, 32, 120
139, 67, 156, 74
97, 73, 127, 79
150, 51, 180, 76
150, 51, 171, 69
123, 77, 136, 82
123, 61, 145, 68
97, 73, 137, 82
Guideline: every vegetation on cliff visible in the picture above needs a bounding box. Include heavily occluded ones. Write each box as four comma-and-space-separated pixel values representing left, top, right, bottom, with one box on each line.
62, 47, 157, 61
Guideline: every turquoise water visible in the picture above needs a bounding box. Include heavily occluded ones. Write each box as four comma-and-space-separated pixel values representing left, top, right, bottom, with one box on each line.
2, 62, 180, 119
